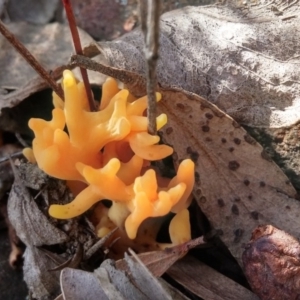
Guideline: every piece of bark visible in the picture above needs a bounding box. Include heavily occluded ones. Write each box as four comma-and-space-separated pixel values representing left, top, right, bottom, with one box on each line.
242, 225, 300, 300
168, 255, 259, 300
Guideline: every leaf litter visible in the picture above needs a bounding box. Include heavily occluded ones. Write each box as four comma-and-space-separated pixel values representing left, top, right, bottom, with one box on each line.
1, 1, 300, 299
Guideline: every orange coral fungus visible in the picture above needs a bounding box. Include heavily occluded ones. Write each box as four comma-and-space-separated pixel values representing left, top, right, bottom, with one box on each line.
24, 70, 195, 242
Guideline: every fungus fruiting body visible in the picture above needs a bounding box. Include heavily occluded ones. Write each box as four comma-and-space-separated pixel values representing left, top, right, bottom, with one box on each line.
24, 70, 195, 245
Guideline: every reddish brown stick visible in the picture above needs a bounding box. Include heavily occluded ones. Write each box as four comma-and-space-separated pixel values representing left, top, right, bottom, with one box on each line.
62, 0, 96, 111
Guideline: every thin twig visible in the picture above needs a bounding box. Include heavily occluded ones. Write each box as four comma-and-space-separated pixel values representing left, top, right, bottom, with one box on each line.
62, 0, 96, 112
0, 151, 23, 164
70, 54, 147, 96
140, 0, 161, 135
0, 20, 64, 99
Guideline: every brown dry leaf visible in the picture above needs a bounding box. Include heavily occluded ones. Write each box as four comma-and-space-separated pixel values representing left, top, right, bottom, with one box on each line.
70, 0, 127, 40
60, 268, 109, 300
0, 144, 21, 199
0, 22, 105, 97
99, 253, 186, 300
101, 259, 150, 300
69, 0, 209, 40
158, 87, 300, 265
242, 225, 300, 300
23, 247, 61, 300
58, 254, 188, 300
6, 0, 59, 24
123, 251, 173, 300
168, 255, 259, 300
116, 237, 205, 277
7, 162, 105, 298
7, 163, 68, 246
97, 2, 300, 128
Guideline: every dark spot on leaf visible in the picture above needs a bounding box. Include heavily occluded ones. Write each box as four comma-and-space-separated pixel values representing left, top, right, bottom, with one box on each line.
228, 160, 240, 170
231, 204, 239, 215
194, 172, 200, 184
234, 197, 241, 202
286, 205, 290, 209
233, 138, 241, 145
221, 138, 227, 143
199, 196, 206, 203
248, 195, 253, 200
166, 127, 173, 135
176, 103, 192, 113
191, 152, 199, 163
244, 179, 250, 186
205, 137, 212, 142
244, 134, 257, 145
251, 211, 259, 220
259, 181, 266, 187
205, 112, 213, 119
261, 150, 272, 162
232, 120, 241, 128
217, 199, 225, 207
176, 103, 185, 110
229, 147, 235, 152
202, 125, 210, 132
213, 109, 225, 118
196, 189, 201, 195
187, 147, 199, 162
233, 228, 244, 243
189, 115, 192, 119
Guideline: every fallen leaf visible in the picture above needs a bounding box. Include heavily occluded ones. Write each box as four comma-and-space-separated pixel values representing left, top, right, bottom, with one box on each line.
97, 3, 300, 128
0, 22, 100, 93
116, 237, 205, 277
93, 267, 124, 299
6, 0, 59, 24
7, 163, 68, 246
60, 268, 109, 300
168, 255, 259, 300
7, 162, 104, 298
123, 250, 172, 300
101, 259, 149, 300
158, 87, 300, 265
23, 247, 61, 300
